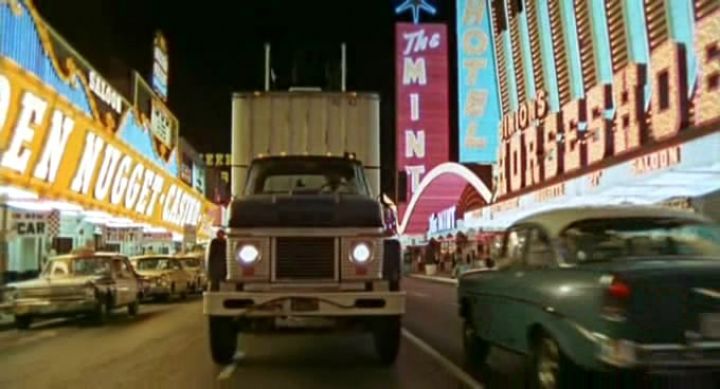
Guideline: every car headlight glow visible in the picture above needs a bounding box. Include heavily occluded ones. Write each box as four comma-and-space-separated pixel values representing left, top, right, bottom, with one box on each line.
3, 287, 18, 301
84, 285, 96, 298
237, 244, 260, 265
351, 242, 372, 264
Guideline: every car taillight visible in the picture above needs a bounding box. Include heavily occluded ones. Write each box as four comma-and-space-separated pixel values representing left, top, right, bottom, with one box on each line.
602, 277, 631, 321
608, 278, 631, 300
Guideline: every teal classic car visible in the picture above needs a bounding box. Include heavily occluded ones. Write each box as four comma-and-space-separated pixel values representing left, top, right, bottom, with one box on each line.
457, 206, 720, 388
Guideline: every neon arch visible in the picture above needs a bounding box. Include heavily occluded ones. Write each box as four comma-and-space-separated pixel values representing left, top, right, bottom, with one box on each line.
397, 162, 493, 235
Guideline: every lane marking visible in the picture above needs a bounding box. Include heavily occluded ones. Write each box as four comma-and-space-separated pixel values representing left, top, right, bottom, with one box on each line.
216, 351, 245, 381
402, 328, 483, 389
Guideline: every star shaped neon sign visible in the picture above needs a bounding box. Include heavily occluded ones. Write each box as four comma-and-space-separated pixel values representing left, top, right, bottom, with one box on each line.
395, 0, 437, 24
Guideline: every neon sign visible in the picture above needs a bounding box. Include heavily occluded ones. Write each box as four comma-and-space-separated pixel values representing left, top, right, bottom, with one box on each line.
0, 68, 203, 228
152, 31, 169, 101
0, 1, 208, 233
395, 0, 437, 24
457, 0, 503, 163
494, 1, 720, 200
395, 23, 450, 234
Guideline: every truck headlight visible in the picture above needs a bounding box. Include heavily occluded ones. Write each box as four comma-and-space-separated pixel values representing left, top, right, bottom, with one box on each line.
237, 244, 260, 265
350, 242, 372, 264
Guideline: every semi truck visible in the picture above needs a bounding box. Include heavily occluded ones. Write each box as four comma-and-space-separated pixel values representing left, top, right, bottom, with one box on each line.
203, 91, 405, 365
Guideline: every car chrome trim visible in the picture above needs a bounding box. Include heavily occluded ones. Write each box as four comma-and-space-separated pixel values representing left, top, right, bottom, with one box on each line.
639, 342, 720, 351
693, 288, 720, 300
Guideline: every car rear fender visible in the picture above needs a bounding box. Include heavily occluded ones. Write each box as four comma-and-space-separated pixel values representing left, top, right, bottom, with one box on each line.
526, 314, 603, 371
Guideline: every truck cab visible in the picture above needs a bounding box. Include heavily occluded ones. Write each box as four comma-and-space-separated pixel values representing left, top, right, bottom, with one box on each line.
203, 153, 405, 365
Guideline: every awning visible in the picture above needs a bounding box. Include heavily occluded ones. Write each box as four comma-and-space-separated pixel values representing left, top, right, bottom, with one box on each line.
464, 132, 720, 230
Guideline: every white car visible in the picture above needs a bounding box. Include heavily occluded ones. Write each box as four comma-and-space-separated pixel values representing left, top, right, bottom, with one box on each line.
130, 256, 193, 301
3, 251, 141, 329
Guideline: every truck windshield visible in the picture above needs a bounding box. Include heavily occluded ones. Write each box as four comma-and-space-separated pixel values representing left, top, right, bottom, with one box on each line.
245, 158, 370, 196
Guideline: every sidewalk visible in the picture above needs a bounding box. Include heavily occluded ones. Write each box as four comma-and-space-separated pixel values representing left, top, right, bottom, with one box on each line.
407, 273, 458, 285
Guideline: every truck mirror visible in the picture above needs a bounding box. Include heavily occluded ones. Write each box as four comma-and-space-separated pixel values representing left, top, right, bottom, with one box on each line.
396, 172, 407, 203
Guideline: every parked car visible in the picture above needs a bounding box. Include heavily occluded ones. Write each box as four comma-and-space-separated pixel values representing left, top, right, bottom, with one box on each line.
176, 253, 206, 293
130, 256, 192, 301
458, 206, 720, 388
2, 251, 141, 329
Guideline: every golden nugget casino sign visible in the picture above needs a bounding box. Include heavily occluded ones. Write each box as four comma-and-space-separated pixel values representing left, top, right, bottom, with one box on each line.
493, 1, 720, 199
0, 0, 207, 232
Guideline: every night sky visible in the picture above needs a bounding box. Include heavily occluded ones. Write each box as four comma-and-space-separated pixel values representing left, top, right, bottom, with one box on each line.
33, 0, 456, 194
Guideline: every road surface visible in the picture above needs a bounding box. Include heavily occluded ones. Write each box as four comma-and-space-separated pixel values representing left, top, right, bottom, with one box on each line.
402, 276, 527, 388
0, 295, 477, 389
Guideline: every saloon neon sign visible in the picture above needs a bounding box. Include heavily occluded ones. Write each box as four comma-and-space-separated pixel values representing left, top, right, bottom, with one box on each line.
0, 66, 203, 229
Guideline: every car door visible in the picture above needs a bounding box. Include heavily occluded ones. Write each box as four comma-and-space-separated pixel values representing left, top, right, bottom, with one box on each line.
469, 225, 529, 349
112, 257, 134, 306
171, 259, 187, 290
512, 226, 562, 352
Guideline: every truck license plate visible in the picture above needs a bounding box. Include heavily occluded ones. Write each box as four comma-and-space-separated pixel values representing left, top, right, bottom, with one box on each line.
700, 313, 720, 338
291, 298, 319, 312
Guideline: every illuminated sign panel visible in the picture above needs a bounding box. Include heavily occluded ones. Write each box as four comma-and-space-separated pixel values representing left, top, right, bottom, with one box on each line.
0, 66, 204, 229
395, 22, 450, 234
152, 31, 169, 101
0, 1, 209, 233
150, 97, 174, 148
493, 0, 720, 201
428, 205, 456, 236
457, 0, 502, 163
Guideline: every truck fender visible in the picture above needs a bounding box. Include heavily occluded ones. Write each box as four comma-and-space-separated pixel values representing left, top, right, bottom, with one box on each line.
383, 240, 401, 290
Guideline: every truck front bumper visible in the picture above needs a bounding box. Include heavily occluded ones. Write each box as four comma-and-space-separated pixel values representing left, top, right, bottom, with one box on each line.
203, 291, 405, 317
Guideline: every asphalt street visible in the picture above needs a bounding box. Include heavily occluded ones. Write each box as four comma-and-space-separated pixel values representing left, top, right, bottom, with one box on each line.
0, 293, 478, 389
402, 277, 527, 388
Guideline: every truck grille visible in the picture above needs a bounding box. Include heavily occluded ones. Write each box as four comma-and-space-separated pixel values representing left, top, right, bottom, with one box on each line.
275, 237, 336, 280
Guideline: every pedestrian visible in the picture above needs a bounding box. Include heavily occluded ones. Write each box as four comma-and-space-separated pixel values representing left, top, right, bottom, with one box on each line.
207, 229, 227, 291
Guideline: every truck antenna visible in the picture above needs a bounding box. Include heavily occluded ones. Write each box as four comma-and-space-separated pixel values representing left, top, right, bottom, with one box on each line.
341, 42, 346, 92
264, 43, 271, 92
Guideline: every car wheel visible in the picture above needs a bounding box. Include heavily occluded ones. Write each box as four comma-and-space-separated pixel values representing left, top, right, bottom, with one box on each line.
372, 316, 401, 366
209, 316, 237, 365
127, 299, 140, 317
15, 315, 32, 330
92, 296, 112, 325
530, 332, 584, 389
462, 319, 489, 373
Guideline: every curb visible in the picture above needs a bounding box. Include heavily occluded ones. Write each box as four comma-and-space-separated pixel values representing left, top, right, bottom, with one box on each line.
407, 274, 458, 285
